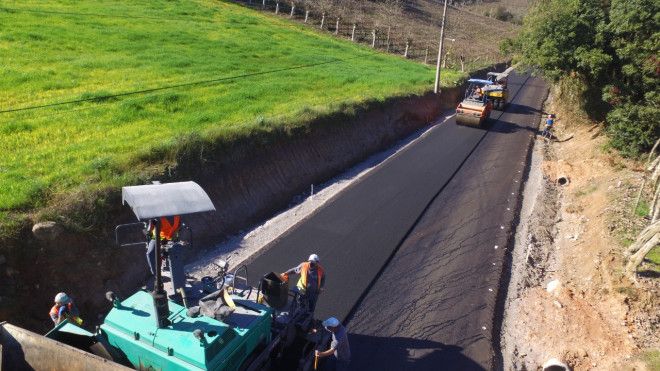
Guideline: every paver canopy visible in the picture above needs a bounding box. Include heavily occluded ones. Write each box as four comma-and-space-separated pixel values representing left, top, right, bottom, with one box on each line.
122, 181, 215, 220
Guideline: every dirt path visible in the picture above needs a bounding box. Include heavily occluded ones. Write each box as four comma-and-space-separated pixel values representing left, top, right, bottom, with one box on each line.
501, 93, 659, 370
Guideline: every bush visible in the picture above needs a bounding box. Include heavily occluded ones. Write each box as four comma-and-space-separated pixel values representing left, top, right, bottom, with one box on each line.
492, 6, 513, 22
607, 103, 660, 157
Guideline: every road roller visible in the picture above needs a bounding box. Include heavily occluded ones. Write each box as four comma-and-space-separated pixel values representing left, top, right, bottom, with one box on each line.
455, 79, 494, 128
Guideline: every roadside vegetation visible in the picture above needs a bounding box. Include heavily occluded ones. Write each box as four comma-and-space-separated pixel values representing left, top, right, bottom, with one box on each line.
0, 0, 462, 230
502, 0, 659, 158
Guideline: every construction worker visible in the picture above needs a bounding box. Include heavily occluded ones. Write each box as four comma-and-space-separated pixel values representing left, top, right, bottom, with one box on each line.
473, 86, 484, 99
284, 254, 325, 313
49, 292, 82, 326
145, 216, 181, 275
315, 317, 351, 371
542, 114, 556, 139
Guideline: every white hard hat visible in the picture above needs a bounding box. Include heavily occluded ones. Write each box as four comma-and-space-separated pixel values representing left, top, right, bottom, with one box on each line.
54, 292, 70, 304
322, 317, 340, 329
308, 254, 320, 263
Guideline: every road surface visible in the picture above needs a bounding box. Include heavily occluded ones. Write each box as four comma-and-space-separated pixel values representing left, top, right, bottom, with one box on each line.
245, 73, 548, 370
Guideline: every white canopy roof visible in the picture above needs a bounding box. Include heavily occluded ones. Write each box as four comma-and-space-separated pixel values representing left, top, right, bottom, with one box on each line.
122, 181, 215, 220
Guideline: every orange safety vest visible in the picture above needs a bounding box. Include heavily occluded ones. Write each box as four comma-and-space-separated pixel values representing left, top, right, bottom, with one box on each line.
297, 262, 324, 293
50, 303, 82, 325
151, 216, 180, 241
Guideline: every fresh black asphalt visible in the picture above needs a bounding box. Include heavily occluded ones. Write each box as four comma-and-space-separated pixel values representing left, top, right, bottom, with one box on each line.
245, 73, 548, 369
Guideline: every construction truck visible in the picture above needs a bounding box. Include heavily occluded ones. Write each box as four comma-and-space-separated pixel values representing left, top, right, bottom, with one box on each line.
1, 181, 330, 371
455, 79, 494, 128
485, 72, 508, 110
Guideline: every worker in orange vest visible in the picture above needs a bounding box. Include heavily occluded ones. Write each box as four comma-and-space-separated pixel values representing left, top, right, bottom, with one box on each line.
49, 292, 82, 326
284, 254, 325, 313
145, 216, 181, 276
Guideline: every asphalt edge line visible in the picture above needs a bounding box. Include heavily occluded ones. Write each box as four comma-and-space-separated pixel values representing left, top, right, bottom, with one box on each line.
491, 78, 550, 371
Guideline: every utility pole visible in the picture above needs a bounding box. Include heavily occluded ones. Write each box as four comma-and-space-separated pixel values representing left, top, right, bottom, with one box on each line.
434, 0, 449, 94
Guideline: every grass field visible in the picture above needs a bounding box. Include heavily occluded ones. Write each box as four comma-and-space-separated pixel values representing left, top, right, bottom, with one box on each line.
0, 0, 462, 216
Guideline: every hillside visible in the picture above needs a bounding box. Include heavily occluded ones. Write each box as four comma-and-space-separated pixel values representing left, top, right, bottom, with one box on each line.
0, 0, 462, 226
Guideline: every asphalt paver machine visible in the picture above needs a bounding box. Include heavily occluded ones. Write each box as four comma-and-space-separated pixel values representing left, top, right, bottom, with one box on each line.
1, 181, 329, 371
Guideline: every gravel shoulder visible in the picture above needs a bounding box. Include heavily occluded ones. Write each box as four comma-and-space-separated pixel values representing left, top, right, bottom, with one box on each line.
500, 92, 659, 370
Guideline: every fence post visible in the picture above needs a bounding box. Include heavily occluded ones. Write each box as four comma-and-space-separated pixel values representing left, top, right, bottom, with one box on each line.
290, 4, 295, 17
371, 29, 376, 48
320, 13, 325, 29
305, 10, 309, 23
351, 23, 357, 41
275, 2, 279, 14
335, 18, 340, 35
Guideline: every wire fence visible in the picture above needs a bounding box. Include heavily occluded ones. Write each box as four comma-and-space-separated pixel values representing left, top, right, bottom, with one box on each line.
231, 0, 504, 71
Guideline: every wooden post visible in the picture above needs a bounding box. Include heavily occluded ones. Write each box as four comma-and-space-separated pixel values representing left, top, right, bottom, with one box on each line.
320, 13, 325, 29
335, 18, 340, 35
275, 2, 279, 14
371, 29, 376, 48
305, 10, 309, 23
404, 39, 411, 58
351, 23, 357, 41
290, 4, 295, 17
262, 0, 266, 9
434, 0, 449, 94
386, 26, 391, 52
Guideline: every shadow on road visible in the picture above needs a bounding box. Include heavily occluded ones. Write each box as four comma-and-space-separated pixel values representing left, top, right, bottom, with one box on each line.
347, 333, 486, 371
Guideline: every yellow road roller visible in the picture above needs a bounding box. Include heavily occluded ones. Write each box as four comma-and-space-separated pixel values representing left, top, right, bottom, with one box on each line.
455, 79, 494, 128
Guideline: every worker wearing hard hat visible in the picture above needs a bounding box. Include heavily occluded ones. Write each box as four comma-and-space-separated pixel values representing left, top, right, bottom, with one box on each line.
49, 292, 83, 326
315, 317, 351, 371
283, 254, 325, 313
145, 216, 181, 275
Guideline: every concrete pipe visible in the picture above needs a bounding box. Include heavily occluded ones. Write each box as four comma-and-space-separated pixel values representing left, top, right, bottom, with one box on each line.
542, 358, 571, 371
557, 175, 570, 186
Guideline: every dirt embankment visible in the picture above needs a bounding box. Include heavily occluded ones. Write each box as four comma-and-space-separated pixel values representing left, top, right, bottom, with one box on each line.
0, 83, 471, 332
501, 92, 659, 370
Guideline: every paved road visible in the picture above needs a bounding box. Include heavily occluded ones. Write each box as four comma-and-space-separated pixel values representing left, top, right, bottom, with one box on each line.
245, 73, 548, 369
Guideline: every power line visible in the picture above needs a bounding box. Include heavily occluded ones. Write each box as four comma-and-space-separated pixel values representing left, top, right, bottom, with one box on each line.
0, 57, 362, 115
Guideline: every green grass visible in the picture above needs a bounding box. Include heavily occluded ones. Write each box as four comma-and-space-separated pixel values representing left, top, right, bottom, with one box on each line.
645, 246, 660, 273
0, 0, 462, 214
641, 349, 660, 371
635, 200, 650, 217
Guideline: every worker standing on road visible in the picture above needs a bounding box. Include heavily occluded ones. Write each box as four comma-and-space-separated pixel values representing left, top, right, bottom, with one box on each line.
145, 216, 181, 276
284, 254, 325, 313
315, 317, 351, 371
49, 292, 82, 326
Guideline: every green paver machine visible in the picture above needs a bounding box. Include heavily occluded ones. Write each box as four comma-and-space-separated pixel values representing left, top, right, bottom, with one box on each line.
2, 181, 329, 371
103, 181, 329, 370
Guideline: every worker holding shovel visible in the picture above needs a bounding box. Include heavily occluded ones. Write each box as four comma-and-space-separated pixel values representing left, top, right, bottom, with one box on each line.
315, 317, 351, 371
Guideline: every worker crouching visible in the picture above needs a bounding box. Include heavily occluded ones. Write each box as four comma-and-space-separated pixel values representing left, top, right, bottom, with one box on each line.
315, 317, 351, 371
49, 292, 82, 326
284, 254, 325, 314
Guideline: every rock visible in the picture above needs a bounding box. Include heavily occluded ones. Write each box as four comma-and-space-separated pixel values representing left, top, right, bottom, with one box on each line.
32, 221, 63, 241
547, 279, 561, 296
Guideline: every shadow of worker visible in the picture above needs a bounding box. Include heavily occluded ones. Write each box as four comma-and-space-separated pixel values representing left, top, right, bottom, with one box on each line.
346, 333, 485, 371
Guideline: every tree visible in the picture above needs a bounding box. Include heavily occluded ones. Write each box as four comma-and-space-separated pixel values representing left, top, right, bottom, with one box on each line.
342, 1, 368, 41
312, 0, 336, 30
510, 0, 659, 156
376, 0, 404, 51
